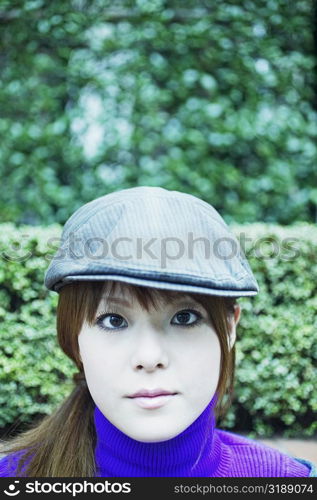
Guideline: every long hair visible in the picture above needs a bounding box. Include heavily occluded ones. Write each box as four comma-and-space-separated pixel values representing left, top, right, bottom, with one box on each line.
0, 280, 237, 477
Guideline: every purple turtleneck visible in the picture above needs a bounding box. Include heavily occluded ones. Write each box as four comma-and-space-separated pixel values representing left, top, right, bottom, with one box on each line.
93, 397, 314, 478
94, 396, 220, 477
0, 398, 315, 477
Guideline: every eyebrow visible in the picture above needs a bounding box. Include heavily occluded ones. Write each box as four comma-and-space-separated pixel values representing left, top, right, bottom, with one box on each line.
104, 296, 201, 309
105, 297, 132, 307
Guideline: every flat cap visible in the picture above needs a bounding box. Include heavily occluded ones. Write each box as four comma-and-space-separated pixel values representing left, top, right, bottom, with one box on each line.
44, 186, 259, 297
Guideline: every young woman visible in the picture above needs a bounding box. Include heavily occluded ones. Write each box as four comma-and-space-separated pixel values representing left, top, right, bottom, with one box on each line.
0, 186, 315, 477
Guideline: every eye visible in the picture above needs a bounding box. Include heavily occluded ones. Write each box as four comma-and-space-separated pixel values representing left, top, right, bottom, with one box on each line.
95, 312, 128, 331
171, 309, 203, 328
95, 307, 204, 332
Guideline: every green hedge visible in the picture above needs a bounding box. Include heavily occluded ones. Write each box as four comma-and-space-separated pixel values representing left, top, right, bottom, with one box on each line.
0, 223, 316, 437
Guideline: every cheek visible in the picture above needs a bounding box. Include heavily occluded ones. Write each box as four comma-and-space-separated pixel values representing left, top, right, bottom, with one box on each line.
78, 337, 114, 404
78, 334, 95, 366
78, 333, 124, 394
203, 351, 221, 392
78, 334, 110, 377
184, 336, 221, 390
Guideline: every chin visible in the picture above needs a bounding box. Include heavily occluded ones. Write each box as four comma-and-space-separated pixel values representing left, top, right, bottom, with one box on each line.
126, 427, 184, 443
132, 434, 177, 443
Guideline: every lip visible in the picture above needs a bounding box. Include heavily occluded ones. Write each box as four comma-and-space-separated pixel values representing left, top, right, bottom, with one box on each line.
127, 389, 178, 410
128, 388, 177, 398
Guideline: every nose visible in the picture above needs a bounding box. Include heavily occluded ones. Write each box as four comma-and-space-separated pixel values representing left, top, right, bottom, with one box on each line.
130, 324, 169, 372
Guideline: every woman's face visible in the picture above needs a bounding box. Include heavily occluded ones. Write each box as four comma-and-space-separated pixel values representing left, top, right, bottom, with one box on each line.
78, 286, 237, 443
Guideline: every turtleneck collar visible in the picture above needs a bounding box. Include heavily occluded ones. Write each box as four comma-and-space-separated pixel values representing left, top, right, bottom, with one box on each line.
94, 394, 224, 477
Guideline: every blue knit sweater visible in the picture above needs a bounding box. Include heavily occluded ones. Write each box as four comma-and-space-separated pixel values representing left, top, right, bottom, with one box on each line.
93, 401, 315, 477
1, 401, 316, 477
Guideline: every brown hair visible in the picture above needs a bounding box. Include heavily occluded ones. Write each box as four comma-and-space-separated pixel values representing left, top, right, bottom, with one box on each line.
0, 280, 238, 477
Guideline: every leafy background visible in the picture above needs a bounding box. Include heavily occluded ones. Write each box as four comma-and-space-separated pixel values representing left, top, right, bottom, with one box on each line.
0, 0, 316, 439
0, 0, 316, 226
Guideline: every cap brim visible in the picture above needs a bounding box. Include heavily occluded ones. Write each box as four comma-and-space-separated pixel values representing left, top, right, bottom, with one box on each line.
53, 274, 258, 297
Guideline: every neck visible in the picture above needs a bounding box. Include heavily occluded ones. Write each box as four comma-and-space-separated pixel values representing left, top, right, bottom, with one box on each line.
94, 395, 222, 477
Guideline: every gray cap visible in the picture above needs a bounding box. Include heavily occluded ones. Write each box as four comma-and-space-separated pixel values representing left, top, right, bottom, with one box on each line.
44, 186, 259, 297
